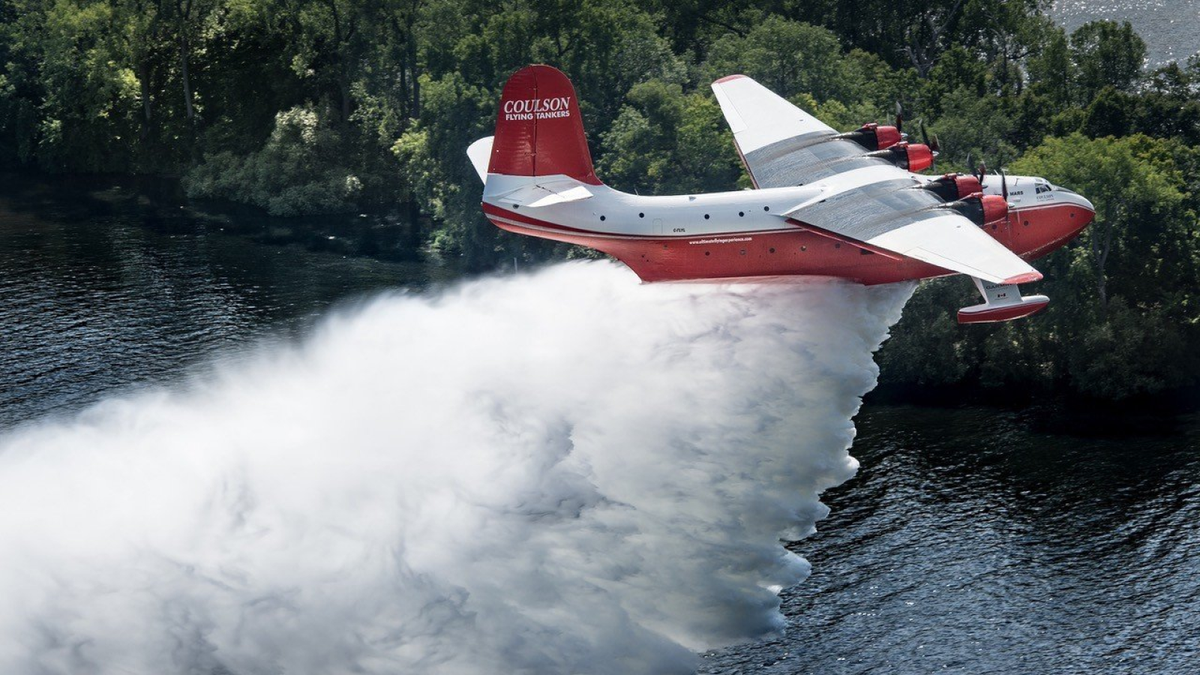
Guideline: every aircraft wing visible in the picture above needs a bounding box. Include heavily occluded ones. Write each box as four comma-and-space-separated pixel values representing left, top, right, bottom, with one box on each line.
711, 75, 893, 188
713, 74, 1042, 285
781, 174, 1042, 285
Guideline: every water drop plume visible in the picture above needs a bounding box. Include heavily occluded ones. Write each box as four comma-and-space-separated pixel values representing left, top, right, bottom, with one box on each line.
0, 261, 911, 674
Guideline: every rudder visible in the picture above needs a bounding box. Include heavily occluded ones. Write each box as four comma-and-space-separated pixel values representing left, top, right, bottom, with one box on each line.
488, 65, 600, 185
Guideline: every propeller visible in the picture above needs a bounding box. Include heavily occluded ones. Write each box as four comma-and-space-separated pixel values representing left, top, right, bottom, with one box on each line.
894, 101, 904, 136
1000, 167, 1009, 201
919, 120, 940, 169
975, 159, 989, 188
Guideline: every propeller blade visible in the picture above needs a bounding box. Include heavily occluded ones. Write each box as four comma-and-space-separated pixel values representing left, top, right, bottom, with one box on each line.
1000, 168, 1008, 201
917, 124, 939, 171
894, 101, 903, 134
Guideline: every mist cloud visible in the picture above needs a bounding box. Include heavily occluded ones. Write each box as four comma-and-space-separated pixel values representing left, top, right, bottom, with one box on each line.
0, 262, 911, 674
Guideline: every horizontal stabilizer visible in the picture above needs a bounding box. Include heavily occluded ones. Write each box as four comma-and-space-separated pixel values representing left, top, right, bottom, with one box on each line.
493, 177, 594, 208
467, 136, 494, 184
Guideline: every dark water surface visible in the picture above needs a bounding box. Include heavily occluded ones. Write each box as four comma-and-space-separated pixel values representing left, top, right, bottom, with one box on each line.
703, 404, 1200, 674
0, 173, 452, 428
2, 177, 1198, 673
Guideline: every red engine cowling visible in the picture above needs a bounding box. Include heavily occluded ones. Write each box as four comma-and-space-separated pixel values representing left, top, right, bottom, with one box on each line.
954, 174, 982, 197
923, 173, 984, 202
872, 141, 933, 171
980, 194, 1008, 224
947, 192, 1009, 226
875, 125, 902, 149
841, 122, 903, 151
904, 143, 933, 172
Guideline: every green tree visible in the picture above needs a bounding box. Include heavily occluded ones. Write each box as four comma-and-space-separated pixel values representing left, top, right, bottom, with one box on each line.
392, 72, 503, 268
1069, 20, 1146, 103
597, 79, 740, 195
1010, 133, 1189, 308
186, 105, 364, 215
1026, 24, 1073, 107
703, 16, 856, 104
33, 0, 143, 170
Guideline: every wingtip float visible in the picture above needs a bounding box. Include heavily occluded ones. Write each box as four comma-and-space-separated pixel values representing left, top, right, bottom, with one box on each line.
470, 64, 1095, 325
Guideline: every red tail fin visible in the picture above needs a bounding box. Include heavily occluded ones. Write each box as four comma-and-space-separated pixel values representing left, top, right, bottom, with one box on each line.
488, 65, 600, 185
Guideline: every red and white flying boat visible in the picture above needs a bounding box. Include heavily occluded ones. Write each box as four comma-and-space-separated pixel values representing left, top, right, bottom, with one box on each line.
468, 65, 1095, 323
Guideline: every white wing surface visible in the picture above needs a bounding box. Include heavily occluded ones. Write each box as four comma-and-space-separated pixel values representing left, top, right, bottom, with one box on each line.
780, 173, 1041, 284
868, 215, 1041, 283
711, 75, 890, 188
713, 74, 1041, 284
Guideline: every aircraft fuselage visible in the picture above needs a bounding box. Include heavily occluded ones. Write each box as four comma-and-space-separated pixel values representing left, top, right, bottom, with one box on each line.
482, 174, 1094, 285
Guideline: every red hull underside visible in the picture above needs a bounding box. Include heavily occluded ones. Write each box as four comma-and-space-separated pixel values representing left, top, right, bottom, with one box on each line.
483, 202, 1091, 285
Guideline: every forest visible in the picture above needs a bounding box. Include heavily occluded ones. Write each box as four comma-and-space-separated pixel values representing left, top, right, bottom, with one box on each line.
1, 0, 1198, 401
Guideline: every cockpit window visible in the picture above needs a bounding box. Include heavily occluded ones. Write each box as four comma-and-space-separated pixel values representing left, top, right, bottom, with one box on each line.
1035, 180, 1052, 195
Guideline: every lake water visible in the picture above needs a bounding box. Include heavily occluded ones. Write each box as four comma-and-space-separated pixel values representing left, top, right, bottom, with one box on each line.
3, 176, 1198, 673
0, 174, 453, 428
1052, 0, 1200, 65
703, 404, 1200, 674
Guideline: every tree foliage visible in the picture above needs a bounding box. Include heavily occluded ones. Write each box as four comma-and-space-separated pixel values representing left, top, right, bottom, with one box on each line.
2, 1, 1199, 399
882, 134, 1199, 399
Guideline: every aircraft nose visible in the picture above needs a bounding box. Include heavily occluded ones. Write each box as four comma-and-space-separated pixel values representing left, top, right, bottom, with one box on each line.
1053, 186, 1095, 216
1060, 190, 1096, 226
1074, 196, 1096, 231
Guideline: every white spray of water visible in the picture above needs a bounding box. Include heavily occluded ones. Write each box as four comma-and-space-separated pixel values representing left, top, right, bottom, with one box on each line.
0, 262, 911, 675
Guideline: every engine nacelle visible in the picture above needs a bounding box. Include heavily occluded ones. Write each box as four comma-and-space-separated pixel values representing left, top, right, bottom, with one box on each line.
922, 173, 983, 202
946, 192, 1009, 226
870, 141, 933, 172
840, 122, 902, 151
